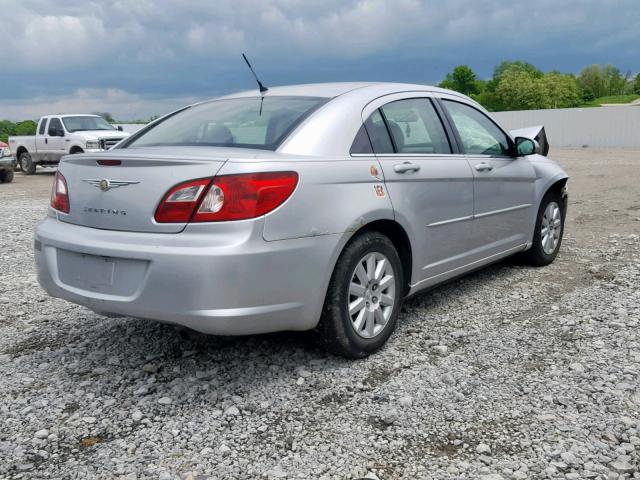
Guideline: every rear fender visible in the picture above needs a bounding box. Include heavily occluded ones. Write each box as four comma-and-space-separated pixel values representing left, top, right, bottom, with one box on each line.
214, 158, 395, 241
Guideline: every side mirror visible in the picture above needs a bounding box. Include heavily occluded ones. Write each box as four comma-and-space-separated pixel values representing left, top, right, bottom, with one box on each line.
57, 128, 65, 137
117, 126, 123, 131
515, 137, 539, 156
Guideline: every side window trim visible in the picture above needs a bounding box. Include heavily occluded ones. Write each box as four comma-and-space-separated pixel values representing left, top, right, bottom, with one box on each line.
440, 98, 515, 158
376, 107, 399, 153
38, 118, 49, 136
429, 98, 459, 154
432, 98, 462, 154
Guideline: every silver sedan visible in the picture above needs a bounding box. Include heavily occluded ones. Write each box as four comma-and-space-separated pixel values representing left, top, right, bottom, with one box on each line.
35, 82, 568, 358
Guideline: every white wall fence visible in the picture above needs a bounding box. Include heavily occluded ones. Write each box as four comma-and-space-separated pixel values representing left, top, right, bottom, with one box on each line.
493, 106, 640, 148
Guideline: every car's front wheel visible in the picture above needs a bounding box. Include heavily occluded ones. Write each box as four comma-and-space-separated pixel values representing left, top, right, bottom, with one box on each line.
521, 191, 565, 266
19, 153, 36, 175
318, 231, 403, 358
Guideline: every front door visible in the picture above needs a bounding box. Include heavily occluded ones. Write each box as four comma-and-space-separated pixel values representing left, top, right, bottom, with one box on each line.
46, 118, 67, 161
362, 96, 475, 286
441, 99, 536, 258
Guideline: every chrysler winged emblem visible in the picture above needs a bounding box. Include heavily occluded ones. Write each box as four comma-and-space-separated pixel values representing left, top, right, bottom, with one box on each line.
83, 179, 140, 192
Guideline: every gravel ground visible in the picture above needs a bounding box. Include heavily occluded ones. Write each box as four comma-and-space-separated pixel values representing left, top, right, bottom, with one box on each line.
0, 149, 639, 480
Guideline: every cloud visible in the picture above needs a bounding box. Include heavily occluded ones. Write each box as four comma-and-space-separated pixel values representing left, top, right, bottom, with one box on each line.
4, 0, 639, 68
0, 88, 202, 121
1, 0, 638, 119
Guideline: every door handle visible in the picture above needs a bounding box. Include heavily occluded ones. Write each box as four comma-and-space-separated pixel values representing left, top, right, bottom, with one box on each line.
474, 162, 493, 172
394, 162, 421, 174
45, 138, 48, 144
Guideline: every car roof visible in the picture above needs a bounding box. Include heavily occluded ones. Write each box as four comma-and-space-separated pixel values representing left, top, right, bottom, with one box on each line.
215, 82, 465, 101
172, 82, 479, 157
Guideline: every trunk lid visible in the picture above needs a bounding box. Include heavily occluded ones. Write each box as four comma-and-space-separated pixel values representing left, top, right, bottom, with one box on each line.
58, 147, 229, 233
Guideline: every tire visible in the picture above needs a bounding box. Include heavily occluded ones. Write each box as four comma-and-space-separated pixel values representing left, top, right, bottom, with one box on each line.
520, 191, 565, 266
19, 152, 36, 175
317, 231, 403, 358
0, 170, 14, 183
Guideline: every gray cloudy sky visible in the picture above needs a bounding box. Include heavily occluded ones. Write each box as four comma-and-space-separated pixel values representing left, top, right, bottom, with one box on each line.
1, 0, 639, 120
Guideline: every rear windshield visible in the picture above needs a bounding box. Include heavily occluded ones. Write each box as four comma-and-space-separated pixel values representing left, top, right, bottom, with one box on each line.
124, 96, 328, 150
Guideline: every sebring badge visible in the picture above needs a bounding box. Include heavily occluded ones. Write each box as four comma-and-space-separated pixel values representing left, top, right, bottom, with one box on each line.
83, 178, 140, 191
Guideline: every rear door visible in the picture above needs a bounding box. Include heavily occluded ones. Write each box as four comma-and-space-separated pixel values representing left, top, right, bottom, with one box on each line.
440, 98, 536, 258
360, 94, 475, 285
46, 117, 67, 161
35, 117, 49, 161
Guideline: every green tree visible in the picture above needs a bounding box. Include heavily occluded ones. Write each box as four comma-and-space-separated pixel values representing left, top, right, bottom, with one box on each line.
495, 67, 549, 110
602, 65, 626, 95
471, 90, 501, 111
542, 72, 582, 108
578, 65, 607, 97
439, 65, 480, 95
487, 61, 544, 92
0, 120, 17, 143
14, 120, 37, 136
633, 73, 640, 95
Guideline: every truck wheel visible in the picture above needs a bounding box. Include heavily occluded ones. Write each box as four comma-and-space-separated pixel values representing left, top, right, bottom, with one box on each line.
0, 170, 14, 183
19, 153, 36, 175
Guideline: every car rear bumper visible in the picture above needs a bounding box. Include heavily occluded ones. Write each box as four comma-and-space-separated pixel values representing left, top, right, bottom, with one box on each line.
35, 216, 341, 335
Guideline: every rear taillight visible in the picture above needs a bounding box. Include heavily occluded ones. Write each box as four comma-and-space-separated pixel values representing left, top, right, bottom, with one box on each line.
51, 171, 70, 213
154, 178, 211, 223
154, 172, 298, 223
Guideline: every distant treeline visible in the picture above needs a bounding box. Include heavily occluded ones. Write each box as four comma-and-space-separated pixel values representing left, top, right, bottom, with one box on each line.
439, 62, 640, 111
0, 120, 37, 143
2, 65, 639, 141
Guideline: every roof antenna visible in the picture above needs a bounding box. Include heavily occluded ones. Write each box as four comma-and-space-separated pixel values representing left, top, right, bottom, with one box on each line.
242, 53, 268, 94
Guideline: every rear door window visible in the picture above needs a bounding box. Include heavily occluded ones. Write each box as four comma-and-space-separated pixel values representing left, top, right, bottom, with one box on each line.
380, 98, 451, 154
38, 118, 48, 135
359, 110, 394, 154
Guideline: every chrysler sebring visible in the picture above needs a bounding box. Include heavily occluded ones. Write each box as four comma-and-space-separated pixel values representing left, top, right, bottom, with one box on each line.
35, 83, 568, 358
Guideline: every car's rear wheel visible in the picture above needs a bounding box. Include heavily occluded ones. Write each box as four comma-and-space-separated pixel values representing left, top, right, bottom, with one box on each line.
19, 153, 36, 175
318, 231, 403, 358
521, 191, 564, 266
0, 170, 14, 183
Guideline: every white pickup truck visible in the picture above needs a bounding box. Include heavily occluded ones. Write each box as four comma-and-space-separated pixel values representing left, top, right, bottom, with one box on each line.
8, 114, 130, 174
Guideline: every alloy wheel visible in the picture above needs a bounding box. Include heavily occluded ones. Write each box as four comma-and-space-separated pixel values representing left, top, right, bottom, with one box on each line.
347, 252, 396, 339
541, 201, 562, 255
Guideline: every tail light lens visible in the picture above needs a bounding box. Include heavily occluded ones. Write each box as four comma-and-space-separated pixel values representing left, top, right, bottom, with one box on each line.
155, 172, 298, 223
154, 178, 211, 223
51, 171, 70, 213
